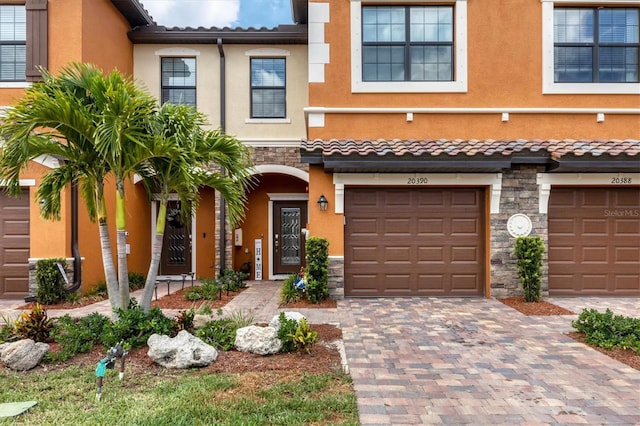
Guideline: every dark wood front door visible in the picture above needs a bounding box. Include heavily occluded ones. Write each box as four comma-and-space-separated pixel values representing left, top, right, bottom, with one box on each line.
273, 201, 307, 275
160, 200, 192, 275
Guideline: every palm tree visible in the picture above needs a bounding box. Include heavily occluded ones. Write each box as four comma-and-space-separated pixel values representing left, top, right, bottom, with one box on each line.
137, 103, 253, 312
0, 63, 156, 316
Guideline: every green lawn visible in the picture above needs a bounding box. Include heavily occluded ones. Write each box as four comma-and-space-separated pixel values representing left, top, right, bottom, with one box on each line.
0, 366, 358, 425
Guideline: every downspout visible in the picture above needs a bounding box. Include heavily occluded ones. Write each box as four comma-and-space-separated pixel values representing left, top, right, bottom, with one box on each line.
217, 38, 227, 276
69, 179, 81, 292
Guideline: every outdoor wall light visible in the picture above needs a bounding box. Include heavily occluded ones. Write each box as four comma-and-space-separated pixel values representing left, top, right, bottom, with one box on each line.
317, 194, 328, 211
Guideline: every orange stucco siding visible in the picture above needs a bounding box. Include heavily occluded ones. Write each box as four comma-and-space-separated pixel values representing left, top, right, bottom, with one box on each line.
48, 0, 84, 73
309, 0, 640, 141
307, 166, 343, 257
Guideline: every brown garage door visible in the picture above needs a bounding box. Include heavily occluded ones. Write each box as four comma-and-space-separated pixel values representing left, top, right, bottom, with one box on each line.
0, 189, 30, 299
548, 187, 640, 296
345, 187, 485, 297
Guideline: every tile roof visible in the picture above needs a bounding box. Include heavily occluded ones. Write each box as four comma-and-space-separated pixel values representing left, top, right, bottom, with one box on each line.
302, 138, 640, 160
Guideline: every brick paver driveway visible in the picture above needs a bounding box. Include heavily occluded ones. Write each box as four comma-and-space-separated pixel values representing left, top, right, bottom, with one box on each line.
338, 297, 640, 425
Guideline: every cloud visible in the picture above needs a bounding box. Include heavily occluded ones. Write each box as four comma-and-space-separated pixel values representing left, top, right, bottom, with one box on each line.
141, 0, 240, 28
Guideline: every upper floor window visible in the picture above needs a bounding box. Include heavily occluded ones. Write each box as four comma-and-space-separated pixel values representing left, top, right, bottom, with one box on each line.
541, 1, 639, 94
350, 0, 467, 93
362, 6, 453, 82
0, 5, 26, 82
161, 57, 196, 106
554, 7, 639, 83
250, 58, 286, 119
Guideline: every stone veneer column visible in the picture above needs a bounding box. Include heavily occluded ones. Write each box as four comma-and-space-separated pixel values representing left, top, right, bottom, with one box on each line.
328, 256, 344, 299
213, 190, 233, 275
490, 166, 548, 298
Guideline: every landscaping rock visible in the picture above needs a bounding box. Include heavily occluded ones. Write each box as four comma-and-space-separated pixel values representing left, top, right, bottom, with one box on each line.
0, 339, 49, 371
235, 325, 282, 355
147, 330, 218, 369
269, 311, 306, 331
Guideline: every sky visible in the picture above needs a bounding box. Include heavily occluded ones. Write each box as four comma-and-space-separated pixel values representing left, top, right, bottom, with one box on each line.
140, 0, 295, 29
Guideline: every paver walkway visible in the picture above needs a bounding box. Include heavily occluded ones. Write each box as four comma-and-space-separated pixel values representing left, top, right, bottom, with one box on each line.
1, 282, 639, 425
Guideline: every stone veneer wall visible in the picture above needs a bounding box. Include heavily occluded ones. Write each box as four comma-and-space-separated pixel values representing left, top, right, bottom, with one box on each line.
490, 166, 548, 298
28, 257, 77, 298
328, 256, 344, 299
213, 146, 308, 275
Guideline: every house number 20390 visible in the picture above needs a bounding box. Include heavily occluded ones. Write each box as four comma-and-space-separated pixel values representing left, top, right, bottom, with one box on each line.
611, 177, 632, 184
407, 177, 429, 184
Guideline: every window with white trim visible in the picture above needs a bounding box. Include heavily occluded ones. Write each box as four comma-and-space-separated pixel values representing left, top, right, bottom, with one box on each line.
250, 57, 286, 119
161, 57, 196, 106
363, 6, 453, 82
0, 5, 26, 82
351, 0, 467, 93
541, 0, 640, 94
554, 7, 639, 83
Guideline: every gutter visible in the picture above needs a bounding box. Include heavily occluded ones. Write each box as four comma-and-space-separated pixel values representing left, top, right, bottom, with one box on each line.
69, 179, 81, 293
217, 38, 227, 276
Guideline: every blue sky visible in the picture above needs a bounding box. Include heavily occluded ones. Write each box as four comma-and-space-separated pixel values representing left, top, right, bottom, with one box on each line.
141, 0, 294, 29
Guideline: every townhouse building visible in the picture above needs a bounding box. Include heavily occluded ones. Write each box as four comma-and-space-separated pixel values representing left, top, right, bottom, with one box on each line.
0, 0, 155, 299
300, 0, 640, 298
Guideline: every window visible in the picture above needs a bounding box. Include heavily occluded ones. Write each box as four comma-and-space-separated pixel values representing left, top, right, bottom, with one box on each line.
250, 58, 286, 119
161, 57, 196, 106
554, 7, 639, 83
0, 5, 26, 82
542, 1, 639, 94
362, 6, 453, 82
351, 0, 467, 93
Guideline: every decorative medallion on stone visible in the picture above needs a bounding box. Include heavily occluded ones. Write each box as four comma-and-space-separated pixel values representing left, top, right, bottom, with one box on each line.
507, 213, 533, 238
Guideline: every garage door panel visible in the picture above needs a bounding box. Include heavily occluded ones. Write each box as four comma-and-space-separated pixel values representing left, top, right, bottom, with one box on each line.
418, 218, 444, 234
345, 187, 484, 297
616, 247, 639, 263
451, 218, 479, 235
549, 187, 640, 296
349, 218, 378, 235
384, 218, 411, 235
582, 219, 608, 235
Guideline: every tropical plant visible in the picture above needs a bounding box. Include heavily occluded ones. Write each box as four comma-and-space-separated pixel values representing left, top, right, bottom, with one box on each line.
288, 318, 318, 354
138, 103, 252, 312
513, 236, 545, 302
47, 312, 110, 361
276, 312, 300, 353
0, 62, 157, 316
13, 303, 55, 342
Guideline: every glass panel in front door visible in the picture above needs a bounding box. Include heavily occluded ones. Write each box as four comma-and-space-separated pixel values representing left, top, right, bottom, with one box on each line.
281, 208, 301, 265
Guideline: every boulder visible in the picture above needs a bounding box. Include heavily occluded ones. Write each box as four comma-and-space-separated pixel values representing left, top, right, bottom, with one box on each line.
147, 330, 218, 369
235, 326, 282, 355
269, 311, 306, 331
0, 339, 49, 371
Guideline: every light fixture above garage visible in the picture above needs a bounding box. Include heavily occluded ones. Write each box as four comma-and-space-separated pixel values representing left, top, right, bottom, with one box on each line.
317, 194, 328, 211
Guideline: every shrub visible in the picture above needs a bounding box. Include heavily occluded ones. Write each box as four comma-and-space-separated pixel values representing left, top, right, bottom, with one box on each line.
35, 258, 68, 305
47, 313, 110, 362
218, 269, 249, 292
101, 299, 177, 349
513, 236, 545, 302
185, 277, 220, 301
128, 272, 146, 291
305, 237, 330, 303
85, 280, 108, 298
276, 312, 300, 353
288, 318, 317, 354
572, 308, 640, 353
13, 303, 55, 342
280, 273, 303, 305
175, 309, 195, 333
195, 318, 237, 351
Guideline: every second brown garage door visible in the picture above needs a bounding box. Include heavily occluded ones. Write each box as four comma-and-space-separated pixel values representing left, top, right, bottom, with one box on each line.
345, 187, 485, 297
0, 189, 30, 299
548, 187, 640, 296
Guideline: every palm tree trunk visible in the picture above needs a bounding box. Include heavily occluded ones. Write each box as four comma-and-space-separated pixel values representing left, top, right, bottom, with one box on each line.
115, 187, 130, 309
141, 201, 167, 312
98, 216, 119, 316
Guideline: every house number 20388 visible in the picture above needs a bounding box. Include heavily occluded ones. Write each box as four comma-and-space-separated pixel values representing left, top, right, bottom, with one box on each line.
407, 177, 429, 185
611, 177, 632, 184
